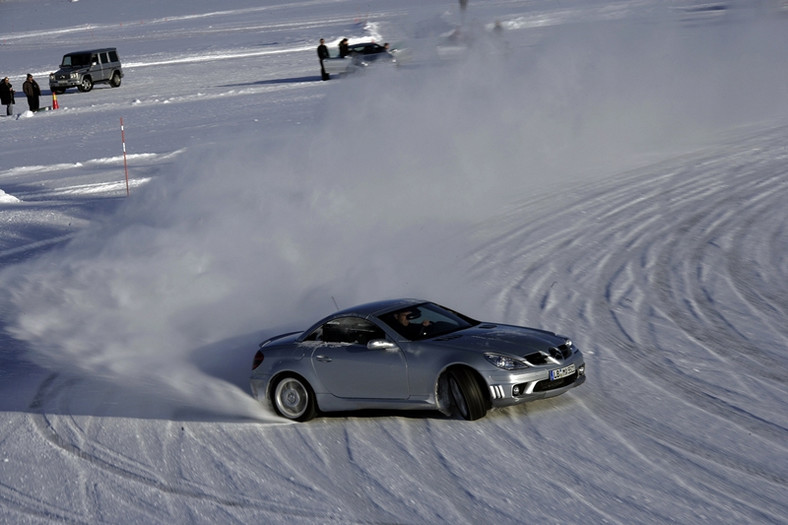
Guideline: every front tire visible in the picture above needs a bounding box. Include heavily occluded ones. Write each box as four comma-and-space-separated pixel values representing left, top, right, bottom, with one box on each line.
78, 76, 93, 92
272, 375, 317, 422
448, 368, 487, 420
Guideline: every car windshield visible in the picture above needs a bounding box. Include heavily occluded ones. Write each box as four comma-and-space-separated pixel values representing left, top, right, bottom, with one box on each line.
379, 302, 479, 341
62, 53, 91, 67
350, 44, 383, 54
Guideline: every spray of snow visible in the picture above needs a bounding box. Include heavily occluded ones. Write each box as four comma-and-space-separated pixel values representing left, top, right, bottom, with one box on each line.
2, 7, 787, 418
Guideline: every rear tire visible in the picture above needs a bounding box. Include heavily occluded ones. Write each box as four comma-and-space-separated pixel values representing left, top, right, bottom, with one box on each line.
448, 368, 487, 420
272, 375, 317, 422
110, 72, 121, 87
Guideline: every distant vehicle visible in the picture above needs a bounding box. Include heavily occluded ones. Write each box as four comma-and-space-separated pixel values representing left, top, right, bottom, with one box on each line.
49, 48, 124, 93
250, 298, 586, 421
322, 42, 396, 76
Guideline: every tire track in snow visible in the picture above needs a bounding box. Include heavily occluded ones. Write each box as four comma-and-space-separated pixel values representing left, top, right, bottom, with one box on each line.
467, 125, 788, 522
482, 129, 787, 438
579, 141, 788, 520
27, 374, 362, 523
14, 118, 787, 522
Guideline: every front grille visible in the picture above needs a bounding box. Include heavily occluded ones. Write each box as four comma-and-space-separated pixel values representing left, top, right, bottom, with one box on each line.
533, 372, 578, 392
523, 343, 571, 366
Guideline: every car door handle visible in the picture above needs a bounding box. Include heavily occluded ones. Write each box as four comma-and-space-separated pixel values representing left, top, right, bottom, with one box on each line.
315, 355, 332, 362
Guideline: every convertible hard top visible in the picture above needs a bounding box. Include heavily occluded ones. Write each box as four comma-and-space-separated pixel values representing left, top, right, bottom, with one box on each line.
332, 298, 425, 318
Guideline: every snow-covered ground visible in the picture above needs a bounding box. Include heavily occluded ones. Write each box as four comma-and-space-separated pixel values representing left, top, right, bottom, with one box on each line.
1, 0, 786, 523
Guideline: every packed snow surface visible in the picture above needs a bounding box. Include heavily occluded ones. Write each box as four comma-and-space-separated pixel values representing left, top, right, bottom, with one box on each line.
0, 0, 786, 523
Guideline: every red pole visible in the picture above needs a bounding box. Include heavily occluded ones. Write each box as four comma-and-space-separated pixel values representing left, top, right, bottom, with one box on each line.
120, 117, 130, 196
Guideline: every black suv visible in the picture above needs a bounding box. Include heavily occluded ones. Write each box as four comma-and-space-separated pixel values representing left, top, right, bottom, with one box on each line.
49, 48, 124, 93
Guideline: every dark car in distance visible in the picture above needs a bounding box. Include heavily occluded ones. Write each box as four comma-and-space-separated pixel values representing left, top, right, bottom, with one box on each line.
322, 41, 396, 75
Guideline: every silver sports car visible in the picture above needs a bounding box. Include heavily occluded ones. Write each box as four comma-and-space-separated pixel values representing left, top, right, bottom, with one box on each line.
250, 299, 585, 421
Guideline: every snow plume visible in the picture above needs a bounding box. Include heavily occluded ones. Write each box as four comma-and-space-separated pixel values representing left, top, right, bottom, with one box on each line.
2, 7, 787, 419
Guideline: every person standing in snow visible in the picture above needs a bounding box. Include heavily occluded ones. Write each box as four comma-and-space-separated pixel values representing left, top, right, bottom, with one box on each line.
0, 77, 14, 116
338, 38, 350, 58
22, 74, 40, 112
317, 38, 330, 81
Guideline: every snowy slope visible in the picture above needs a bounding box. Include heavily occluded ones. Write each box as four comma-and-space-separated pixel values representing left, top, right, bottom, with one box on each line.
1, 0, 786, 523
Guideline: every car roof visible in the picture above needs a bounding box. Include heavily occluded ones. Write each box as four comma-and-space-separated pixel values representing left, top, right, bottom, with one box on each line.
65, 48, 117, 55
333, 298, 427, 318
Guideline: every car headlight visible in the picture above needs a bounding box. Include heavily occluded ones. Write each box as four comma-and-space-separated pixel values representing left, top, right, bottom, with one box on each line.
70, 72, 79, 79
484, 352, 529, 370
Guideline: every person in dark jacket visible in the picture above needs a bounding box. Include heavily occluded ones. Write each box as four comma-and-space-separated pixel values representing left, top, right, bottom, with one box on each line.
0, 77, 14, 116
338, 38, 350, 58
22, 73, 40, 112
317, 38, 330, 80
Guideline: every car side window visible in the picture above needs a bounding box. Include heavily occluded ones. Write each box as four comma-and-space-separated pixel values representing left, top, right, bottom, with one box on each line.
109, 50, 119, 62
100, 52, 110, 64
316, 317, 385, 345
71, 54, 90, 66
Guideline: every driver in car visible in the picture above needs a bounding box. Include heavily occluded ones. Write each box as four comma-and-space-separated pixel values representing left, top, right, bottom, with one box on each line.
392, 309, 432, 339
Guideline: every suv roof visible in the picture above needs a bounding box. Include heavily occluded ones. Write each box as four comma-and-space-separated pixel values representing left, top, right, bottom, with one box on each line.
64, 47, 118, 54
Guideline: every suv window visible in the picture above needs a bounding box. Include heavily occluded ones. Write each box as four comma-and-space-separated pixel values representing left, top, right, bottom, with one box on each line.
100, 52, 110, 63
109, 50, 119, 62
63, 53, 91, 67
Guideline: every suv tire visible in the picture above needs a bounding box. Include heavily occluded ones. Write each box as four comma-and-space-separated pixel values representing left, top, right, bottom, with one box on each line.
78, 76, 93, 92
110, 72, 122, 88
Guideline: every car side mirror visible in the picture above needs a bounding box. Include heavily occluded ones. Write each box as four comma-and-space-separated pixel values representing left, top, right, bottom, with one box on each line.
367, 339, 397, 351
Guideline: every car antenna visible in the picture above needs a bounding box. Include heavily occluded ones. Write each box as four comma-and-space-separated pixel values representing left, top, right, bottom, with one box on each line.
331, 296, 340, 311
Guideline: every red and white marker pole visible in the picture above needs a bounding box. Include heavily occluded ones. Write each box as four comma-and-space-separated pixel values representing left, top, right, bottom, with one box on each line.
120, 117, 130, 196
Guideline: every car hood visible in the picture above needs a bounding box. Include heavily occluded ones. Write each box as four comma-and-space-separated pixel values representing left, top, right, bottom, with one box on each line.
428, 324, 565, 356
53, 65, 88, 74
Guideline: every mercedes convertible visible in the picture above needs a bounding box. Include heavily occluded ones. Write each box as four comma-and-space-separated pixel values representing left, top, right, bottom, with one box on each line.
250, 299, 585, 421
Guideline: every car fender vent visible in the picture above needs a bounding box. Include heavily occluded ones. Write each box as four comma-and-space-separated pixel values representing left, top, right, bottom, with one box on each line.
489, 384, 505, 400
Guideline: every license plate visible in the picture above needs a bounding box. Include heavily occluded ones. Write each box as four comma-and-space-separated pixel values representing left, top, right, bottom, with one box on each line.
550, 364, 575, 380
